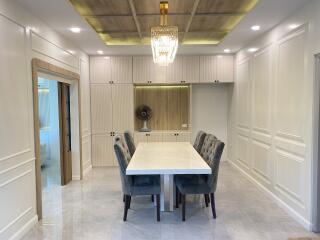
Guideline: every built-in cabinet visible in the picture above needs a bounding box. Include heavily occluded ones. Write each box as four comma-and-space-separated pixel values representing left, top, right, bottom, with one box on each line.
134, 131, 191, 145
133, 55, 233, 84
200, 55, 234, 83
90, 56, 132, 84
90, 54, 234, 166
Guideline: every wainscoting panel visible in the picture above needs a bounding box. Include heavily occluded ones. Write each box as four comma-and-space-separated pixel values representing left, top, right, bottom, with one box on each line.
230, 25, 310, 227
236, 58, 250, 130
91, 135, 114, 166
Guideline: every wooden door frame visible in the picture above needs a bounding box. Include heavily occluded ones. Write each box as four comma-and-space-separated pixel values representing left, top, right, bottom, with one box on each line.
32, 58, 82, 220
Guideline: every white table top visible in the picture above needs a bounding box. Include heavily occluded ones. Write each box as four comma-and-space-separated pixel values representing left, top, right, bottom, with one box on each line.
126, 142, 211, 175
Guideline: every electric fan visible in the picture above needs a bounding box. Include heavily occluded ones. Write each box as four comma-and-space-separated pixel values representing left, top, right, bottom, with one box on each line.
136, 105, 152, 132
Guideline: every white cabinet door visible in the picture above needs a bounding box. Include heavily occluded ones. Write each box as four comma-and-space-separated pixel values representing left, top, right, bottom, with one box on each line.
111, 56, 132, 84
90, 57, 111, 83
134, 132, 148, 145
176, 132, 191, 142
162, 132, 177, 142
90, 84, 112, 134
183, 56, 200, 83
216, 55, 234, 82
151, 63, 167, 83
200, 56, 217, 83
147, 132, 163, 142
133, 56, 153, 84
166, 56, 183, 83
112, 84, 134, 133
91, 134, 115, 166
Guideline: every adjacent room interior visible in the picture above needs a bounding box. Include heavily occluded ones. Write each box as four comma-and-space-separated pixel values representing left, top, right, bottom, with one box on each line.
1, 0, 320, 239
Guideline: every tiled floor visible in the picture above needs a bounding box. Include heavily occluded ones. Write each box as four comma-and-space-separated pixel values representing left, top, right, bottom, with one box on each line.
24, 162, 318, 240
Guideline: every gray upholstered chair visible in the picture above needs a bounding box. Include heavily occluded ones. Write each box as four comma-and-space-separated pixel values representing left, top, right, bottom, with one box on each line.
200, 134, 217, 162
114, 140, 161, 221
193, 131, 207, 153
175, 138, 225, 221
124, 131, 136, 157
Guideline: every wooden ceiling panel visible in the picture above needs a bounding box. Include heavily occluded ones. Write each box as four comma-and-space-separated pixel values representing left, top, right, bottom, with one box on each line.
189, 15, 243, 32
138, 15, 189, 33
133, 0, 195, 14
69, 0, 131, 15
196, 0, 258, 14
68, 0, 259, 45
87, 16, 137, 32
182, 32, 227, 45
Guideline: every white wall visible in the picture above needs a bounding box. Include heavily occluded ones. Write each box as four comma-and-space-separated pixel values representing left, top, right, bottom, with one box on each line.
0, 0, 91, 239
227, 0, 320, 230
192, 84, 229, 161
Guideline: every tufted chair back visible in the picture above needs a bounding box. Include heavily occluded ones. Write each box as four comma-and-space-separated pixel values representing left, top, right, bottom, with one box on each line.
200, 134, 217, 162
114, 140, 133, 195
206, 140, 225, 193
124, 131, 136, 157
193, 131, 206, 153
115, 134, 131, 165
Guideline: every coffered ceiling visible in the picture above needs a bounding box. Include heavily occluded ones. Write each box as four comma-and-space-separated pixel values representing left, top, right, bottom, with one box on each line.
69, 0, 258, 45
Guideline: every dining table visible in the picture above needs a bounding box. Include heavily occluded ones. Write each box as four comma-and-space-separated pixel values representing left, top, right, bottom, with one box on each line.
126, 142, 211, 212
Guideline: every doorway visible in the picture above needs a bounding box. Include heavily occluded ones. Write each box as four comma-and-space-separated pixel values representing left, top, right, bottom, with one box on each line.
32, 58, 82, 220
38, 78, 72, 188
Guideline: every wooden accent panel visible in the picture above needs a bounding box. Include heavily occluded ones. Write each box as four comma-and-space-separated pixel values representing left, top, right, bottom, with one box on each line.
134, 85, 190, 131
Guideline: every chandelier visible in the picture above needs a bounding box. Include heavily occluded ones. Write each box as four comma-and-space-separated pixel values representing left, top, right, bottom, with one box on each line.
151, 1, 178, 66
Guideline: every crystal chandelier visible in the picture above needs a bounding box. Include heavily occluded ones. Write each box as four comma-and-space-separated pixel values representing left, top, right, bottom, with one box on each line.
151, 1, 178, 66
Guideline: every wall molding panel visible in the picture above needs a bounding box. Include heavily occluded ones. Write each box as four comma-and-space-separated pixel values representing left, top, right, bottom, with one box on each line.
229, 25, 311, 228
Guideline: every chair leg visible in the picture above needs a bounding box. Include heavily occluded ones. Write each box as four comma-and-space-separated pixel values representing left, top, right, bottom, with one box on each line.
123, 194, 125, 202
123, 195, 129, 221
128, 195, 131, 209
156, 194, 160, 222
204, 194, 209, 207
181, 194, 186, 221
179, 192, 182, 204
176, 186, 179, 208
151, 194, 154, 202
210, 193, 216, 219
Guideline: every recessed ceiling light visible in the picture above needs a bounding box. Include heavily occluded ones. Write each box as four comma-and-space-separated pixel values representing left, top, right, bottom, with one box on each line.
289, 24, 299, 30
70, 27, 81, 33
251, 25, 260, 31
224, 49, 231, 53
248, 48, 258, 52
97, 50, 104, 55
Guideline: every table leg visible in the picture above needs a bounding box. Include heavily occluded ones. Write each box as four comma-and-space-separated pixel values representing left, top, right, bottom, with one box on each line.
160, 174, 174, 211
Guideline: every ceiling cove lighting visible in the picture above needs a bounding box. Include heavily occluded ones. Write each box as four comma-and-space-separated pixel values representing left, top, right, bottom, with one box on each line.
97, 50, 104, 54
151, 1, 178, 66
224, 49, 231, 53
251, 25, 260, 31
248, 48, 258, 52
70, 27, 81, 33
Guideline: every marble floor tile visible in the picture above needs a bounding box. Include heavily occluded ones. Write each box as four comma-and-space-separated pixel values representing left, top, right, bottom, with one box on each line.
23, 162, 319, 240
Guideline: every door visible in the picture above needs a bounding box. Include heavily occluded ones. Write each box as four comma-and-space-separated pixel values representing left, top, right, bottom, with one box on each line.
166, 56, 183, 83
162, 132, 177, 142
200, 56, 217, 83
112, 84, 134, 133
216, 55, 234, 83
183, 56, 200, 83
59, 83, 72, 185
133, 56, 153, 84
111, 56, 132, 84
176, 132, 191, 142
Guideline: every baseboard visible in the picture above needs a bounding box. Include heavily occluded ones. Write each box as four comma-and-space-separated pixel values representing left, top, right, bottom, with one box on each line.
9, 215, 38, 240
72, 175, 81, 180
83, 164, 92, 176
227, 159, 312, 231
